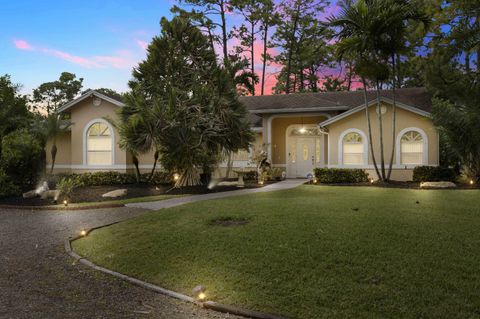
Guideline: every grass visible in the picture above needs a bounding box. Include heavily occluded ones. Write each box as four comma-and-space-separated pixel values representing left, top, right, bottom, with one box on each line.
73, 185, 480, 318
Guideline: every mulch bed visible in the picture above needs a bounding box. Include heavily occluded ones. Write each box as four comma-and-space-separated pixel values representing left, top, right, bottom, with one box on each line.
0, 180, 274, 207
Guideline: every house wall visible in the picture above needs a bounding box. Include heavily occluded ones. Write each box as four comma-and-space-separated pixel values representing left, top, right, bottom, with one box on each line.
269, 115, 329, 165
45, 131, 71, 172
326, 102, 439, 181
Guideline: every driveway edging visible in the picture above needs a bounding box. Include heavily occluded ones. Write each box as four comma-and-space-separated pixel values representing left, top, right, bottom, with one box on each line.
66, 226, 290, 319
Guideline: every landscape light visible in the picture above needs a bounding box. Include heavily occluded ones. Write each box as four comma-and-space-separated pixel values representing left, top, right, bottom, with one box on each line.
192, 285, 206, 302
173, 173, 180, 181
80, 230, 87, 236
63, 200, 68, 207
313, 178, 317, 184
370, 178, 374, 184
259, 180, 264, 185
470, 179, 474, 185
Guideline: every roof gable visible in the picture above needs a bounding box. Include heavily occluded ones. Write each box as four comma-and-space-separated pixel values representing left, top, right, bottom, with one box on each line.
57, 89, 125, 113
319, 97, 431, 127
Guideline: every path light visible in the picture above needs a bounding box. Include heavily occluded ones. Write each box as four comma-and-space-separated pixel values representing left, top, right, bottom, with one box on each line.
80, 230, 87, 236
173, 173, 180, 182
63, 200, 68, 207
470, 179, 474, 185
370, 178, 374, 184
313, 178, 317, 184
258, 180, 264, 185
192, 285, 206, 301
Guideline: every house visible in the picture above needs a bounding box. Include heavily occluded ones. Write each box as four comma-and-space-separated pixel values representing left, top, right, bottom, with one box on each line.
47, 87, 438, 181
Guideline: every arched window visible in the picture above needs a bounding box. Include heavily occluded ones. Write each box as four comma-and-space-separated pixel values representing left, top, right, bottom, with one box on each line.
86, 122, 112, 165
400, 130, 424, 165
342, 132, 365, 165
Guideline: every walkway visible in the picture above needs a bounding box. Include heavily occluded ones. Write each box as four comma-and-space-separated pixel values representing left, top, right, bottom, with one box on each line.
126, 179, 306, 210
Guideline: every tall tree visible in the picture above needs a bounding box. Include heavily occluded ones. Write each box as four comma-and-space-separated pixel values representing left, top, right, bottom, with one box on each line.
273, 0, 329, 94
126, 16, 253, 187
257, 0, 278, 95
33, 72, 83, 114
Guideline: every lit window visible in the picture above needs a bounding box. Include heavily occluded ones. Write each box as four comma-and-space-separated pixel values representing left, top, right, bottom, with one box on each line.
400, 131, 423, 165
343, 132, 364, 165
87, 122, 112, 165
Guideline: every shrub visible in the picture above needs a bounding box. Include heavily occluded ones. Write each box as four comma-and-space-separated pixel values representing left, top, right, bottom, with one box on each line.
314, 168, 369, 184
1, 129, 44, 190
413, 166, 457, 182
266, 167, 284, 181
243, 170, 258, 181
49, 171, 172, 188
56, 177, 83, 200
0, 168, 20, 198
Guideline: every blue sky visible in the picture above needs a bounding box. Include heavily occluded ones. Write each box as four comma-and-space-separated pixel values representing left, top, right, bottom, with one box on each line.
1, 0, 177, 94
1, 0, 341, 95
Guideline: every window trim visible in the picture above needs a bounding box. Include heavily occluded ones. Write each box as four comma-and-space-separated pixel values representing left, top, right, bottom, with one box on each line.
396, 127, 428, 167
83, 118, 115, 166
338, 128, 368, 167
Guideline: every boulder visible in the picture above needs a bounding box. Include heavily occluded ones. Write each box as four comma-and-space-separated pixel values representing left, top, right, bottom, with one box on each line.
23, 190, 38, 199
102, 189, 128, 198
40, 190, 61, 201
420, 181, 456, 189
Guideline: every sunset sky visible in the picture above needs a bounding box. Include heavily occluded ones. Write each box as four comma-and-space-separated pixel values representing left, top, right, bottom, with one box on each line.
1, 0, 342, 96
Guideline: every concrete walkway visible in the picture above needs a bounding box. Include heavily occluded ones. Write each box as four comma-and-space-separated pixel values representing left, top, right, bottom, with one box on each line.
126, 179, 306, 210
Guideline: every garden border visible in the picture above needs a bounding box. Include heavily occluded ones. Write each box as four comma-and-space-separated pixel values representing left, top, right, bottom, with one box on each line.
0, 203, 125, 211
65, 222, 291, 319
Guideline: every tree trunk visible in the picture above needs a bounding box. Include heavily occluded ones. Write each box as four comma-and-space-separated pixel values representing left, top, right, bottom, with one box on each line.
346, 62, 353, 91
285, 7, 300, 94
220, 0, 229, 64
132, 154, 141, 183
261, 25, 269, 95
175, 167, 201, 187
225, 153, 233, 178
362, 78, 381, 180
376, 81, 386, 180
251, 16, 255, 96
50, 143, 57, 174
148, 150, 159, 182
387, 53, 397, 181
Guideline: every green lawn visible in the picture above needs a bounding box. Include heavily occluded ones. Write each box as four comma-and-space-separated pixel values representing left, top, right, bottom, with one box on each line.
73, 185, 480, 318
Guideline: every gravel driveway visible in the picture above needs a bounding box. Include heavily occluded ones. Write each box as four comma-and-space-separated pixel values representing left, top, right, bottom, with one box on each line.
0, 207, 240, 319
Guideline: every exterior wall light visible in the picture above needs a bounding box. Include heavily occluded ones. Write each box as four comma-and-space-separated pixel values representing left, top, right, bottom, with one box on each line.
299, 127, 306, 134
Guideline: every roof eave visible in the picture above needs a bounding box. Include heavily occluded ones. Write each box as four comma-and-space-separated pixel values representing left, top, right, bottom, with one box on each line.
319, 97, 431, 127
57, 90, 125, 113
250, 106, 349, 114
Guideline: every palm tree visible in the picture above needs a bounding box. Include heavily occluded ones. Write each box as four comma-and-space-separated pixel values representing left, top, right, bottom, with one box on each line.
41, 113, 72, 174
328, 0, 387, 180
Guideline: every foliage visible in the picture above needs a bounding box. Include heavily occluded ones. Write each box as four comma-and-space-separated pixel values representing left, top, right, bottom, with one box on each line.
266, 167, 284, 181
49, 171, 172, 188
1, 129, 44, 190
74, 186, 480, 319
32, 72, 83, 114
0, 168, 20, 198
0, 75, 32, 155
87, 88, 124, 101
412, 166, 457, 183
124, 16, 253, 187
56, 177, 83, 200
314, 168, 369, 184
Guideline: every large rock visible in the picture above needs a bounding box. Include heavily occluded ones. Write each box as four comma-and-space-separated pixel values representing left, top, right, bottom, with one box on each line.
102, 189, 128, 198
40, 190, 61, 201
420, 181, 456, 188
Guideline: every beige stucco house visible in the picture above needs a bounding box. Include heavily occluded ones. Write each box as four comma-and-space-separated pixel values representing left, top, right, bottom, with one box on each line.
47, 87, 438, 181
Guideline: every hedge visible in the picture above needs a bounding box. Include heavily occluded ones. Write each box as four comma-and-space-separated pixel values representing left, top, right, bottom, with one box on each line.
48, 171, 172, 188
314, 168, 369, 184
412, 166, 457, 183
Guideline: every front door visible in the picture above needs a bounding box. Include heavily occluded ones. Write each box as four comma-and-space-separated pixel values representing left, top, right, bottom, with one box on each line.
288, 137, 316, 178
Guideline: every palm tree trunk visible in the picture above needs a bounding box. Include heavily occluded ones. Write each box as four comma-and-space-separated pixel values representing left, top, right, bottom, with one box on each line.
50, 142, 57, 174
261, 25, 269, 95
250, 14, 255, 96
225, 153, 233, 178
387, 53, 397, 180
362, 78, 381, 180
176, 167, 201, 187
132, 154, 141, 183
148, 150, 159, 182
376, 82, 386, 180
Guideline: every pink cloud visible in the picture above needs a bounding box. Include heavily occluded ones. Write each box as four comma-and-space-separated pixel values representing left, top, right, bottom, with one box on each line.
136, 39, 149, 50
13, 39, 33, 50
41, 48, 101, 68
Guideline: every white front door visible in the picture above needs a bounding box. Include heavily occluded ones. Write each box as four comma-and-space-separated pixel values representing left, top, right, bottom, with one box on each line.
287, 137, 316, 178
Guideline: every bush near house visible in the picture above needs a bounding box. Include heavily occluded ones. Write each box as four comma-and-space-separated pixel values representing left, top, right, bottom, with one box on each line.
314, 168, 369, 184
48, 171, 172, 188
0, 169, 20, 198
412, 166, 457, 183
